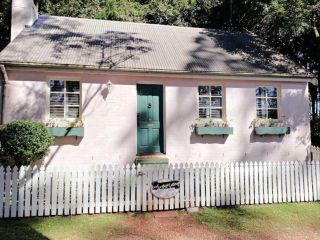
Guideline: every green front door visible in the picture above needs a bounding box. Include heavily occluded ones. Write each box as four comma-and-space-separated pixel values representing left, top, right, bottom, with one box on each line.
137, 84, 163, 154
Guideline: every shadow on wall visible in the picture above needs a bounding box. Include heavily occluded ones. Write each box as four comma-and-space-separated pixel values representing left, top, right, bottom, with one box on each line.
9, 82, 46, 121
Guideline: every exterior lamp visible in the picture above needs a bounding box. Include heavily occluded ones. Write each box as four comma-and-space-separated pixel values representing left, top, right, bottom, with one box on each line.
106, 80, 113, 93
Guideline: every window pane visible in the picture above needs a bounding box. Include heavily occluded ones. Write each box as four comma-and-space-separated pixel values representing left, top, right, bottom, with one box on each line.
256, 98, 266, 108
199, 108, 210, 118
50, 93, 64, 105
66, 81, 80, 92
66, 107, 80, 118
199, 97, 210, 107
211, 97, 222, 107
268, 109, 278, 119
66, 93, 80, 105
198, 86, 209, 95
267, 87, 277, 97
257, 109, 267, 118
211, 86, 222, 96
267, 98, 277, 108
50, 106, 64, 118
256, 87, 266, 97
210, 109, 222, 118
50, 80, 64, 92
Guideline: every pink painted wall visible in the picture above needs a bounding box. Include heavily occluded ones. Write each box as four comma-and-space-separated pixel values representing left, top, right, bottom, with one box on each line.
3, 70, 311, 166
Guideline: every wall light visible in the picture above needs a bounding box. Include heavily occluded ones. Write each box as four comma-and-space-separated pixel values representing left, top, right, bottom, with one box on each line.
106, 80, 113, 93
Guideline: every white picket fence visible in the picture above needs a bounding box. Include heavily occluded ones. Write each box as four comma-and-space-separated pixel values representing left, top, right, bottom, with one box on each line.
0, 160, 320, 218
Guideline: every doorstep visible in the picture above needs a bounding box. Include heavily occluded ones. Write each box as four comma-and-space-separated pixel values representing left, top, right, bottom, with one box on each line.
134, 153, 169, 165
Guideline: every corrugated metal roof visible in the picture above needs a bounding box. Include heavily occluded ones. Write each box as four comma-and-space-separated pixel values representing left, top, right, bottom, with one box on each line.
0, 15, 307, 75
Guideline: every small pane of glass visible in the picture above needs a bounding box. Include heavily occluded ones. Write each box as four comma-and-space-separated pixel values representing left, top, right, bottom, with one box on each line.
199, 108, 210, 118
211, 97, 222, 107
50, 93, 64, 105
210, 109, 222, 118
50, 80, 64, 92
199, 97, 210, 107
50, 106, 64, 118
256, 98, 266, 108
66, 81, 80, 92
268, 109, 278, 119
256, 87, 266, 97
211, 86, 222, 96
66, 107, 80, 118
198, 86, 210, 95
66, 94, 80, 105
256, 109, 267, 118
267, 98, 277, 108
267, 87, 277, 97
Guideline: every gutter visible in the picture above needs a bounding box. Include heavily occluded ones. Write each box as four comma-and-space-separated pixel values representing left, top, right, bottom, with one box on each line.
0, 65, 7, 124
1, 61, 315, 80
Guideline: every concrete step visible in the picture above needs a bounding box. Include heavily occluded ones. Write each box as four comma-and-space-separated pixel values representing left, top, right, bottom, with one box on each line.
134, 154, 169, 165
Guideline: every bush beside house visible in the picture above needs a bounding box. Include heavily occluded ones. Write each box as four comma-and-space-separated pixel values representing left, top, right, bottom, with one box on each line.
0, 120, 53, 166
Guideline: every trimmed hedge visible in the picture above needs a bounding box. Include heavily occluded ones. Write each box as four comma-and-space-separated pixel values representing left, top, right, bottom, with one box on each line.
0, 120, 54, 166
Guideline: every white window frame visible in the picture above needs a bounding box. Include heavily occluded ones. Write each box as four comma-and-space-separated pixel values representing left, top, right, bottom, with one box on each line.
48, 79, 82, 119
256, 85, 280, 120
197, 84, 225, 120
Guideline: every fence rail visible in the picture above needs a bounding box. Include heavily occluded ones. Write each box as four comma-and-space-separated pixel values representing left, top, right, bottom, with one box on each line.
0, 160, 320, 218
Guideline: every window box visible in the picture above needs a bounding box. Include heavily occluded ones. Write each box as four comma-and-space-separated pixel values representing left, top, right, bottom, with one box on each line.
254, 126, 289, 136
47, 127, 84, 137
196, 126, 233, 136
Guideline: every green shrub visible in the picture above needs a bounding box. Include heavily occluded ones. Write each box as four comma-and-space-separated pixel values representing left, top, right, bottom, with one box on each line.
0, 120, 54, 166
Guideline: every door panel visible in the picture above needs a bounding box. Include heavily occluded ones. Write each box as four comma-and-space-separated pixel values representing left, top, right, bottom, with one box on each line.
137, 84, 163, 154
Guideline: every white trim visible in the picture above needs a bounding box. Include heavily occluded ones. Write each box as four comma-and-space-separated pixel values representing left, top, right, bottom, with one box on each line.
6, 66, 313, 83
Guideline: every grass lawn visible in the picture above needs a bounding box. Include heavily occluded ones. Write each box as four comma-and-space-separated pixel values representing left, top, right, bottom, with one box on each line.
0, 214, 125, 240
193, 203, 320, 238
1, 203, 320, 240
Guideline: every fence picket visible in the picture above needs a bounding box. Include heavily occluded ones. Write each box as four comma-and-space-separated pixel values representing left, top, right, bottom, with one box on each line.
64, 169, 71, 215
311, 161, 318, 201
77, 168, 84, 214
317, 161, 320, 200
267, 162, 272, 203
185, 163, 190, 208
11, 166, 18, 218
38, 167, 45, 217
263, 162, 267, 204
178, 163, 184, 209
95, 166, 101, 213
125, 164, 131, 212
101, 165, 107, 213
245, 162, 249, 204
294, 161, 300, 202
70, 169, 77, 215
169, 164, 175, 209
240, 162, 245, 205
25, 167, 32, 217
308, 161, 313, 201
299, 162, 305, 201
82, 169, 89, 214
277, 162, 282, 203
303, 161, 309, 201
210, 163, 216, 207
290, 162, 296, 202
235, 162, 240, 205
272, 162, 278, 203
130, 165, 136, 211
119, 166, 125, 212
205, 163, 211, 207
51, 168, 58, 216
107, 165, 113, 213
4, 166, 11, 218
200, 163, 206, 207
249, 162, 254, 204
141, 166, 147, 212
254, 162, 259, 204
225, 164, 230, 206
113, 166, 119, 212
18, 167, 25, 217
189, 164, 195, 207
57, 168, 64, 216
286, 161, 292, 202
148, 167, 153, 211
220, 164, 225, 206
136, 165, 142, 211
215, 163, 220, 207
44, 169, 51, 216
281, 162, 287, 203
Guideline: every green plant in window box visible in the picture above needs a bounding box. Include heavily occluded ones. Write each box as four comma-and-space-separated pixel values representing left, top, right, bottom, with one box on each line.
252, 118, 289, 136
45, 118, 84, 137
193, 118, 233, 136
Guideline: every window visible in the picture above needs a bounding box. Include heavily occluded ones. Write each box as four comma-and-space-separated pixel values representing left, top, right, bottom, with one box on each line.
49, 80, 81, 118
256, 86, 278, 119
198, 85, 223, 119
